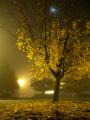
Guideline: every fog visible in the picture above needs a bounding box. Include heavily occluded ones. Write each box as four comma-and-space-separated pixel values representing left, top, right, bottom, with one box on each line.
0, 0, 89, 101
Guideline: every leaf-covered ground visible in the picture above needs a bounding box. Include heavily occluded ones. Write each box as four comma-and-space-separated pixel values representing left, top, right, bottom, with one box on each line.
0, 101, 90, 120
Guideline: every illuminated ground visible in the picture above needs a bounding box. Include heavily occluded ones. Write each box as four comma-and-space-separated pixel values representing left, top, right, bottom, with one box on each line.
0, 100, 90, 120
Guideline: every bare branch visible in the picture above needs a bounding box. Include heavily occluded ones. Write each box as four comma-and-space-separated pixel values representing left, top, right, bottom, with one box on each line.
69, 39, 77, 47
64, 68, 78, 75
66, 46, 77, 53
64, 56, 79, 72
49, 67, 57, 77
56, 57, 65, 69
63, 31, 70, 56
49, 67, 61, 78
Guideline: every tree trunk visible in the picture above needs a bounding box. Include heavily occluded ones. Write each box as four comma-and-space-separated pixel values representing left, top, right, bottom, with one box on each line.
53, 76, 62, 102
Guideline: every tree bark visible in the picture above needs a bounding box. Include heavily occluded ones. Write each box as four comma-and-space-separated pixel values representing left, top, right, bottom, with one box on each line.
53, 76, 62, 102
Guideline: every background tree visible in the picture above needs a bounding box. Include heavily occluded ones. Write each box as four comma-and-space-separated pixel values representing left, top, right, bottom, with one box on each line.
31, 78, 55, 95
13, 0, 90, 101
62, 73, 90, 98
0, 60, 18, 98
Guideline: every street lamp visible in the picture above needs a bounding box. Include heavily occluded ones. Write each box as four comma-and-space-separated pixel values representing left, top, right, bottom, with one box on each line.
49, 6, 57, 14
17, 79, 26, 88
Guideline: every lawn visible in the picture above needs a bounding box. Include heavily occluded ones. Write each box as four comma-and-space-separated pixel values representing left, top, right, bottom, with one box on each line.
0, 100, 90, 120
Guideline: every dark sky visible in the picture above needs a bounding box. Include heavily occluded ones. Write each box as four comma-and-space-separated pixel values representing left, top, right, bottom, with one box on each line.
0, 0, 31, 80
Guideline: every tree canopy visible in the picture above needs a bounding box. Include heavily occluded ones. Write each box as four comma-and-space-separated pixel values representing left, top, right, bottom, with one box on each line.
14, 0, 90, 101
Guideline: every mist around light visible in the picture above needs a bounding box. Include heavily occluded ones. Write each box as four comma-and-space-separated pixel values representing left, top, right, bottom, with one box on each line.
17, 79, 26, 88
16, 77, 36, 98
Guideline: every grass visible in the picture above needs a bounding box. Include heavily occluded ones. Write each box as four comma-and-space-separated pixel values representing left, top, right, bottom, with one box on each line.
0, 100, 90, 120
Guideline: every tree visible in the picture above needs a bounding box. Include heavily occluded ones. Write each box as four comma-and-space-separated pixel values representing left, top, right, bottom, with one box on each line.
14, 0, 90, 101
0, 60, 18, 98
62, 73, 90, 98
31, 78, 55, 95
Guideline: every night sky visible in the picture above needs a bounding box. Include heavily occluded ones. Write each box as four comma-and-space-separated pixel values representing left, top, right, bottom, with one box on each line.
0, 0, 31, 80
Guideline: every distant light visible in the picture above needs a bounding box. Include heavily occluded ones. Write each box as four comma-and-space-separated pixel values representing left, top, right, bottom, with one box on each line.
50, 6, 57, 14
60, 82, 65, 85
17, 79, 26, 88
44, 90, 54, 95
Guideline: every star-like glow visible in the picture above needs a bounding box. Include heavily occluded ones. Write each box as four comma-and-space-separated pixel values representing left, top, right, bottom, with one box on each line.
17, 79, 26, 88
50, 6, 57, 14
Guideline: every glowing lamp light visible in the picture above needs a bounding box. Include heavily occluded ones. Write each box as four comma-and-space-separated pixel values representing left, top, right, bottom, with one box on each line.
44, 90, 54, 95
50, 6, 57, 14
17, 79, 26, 88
